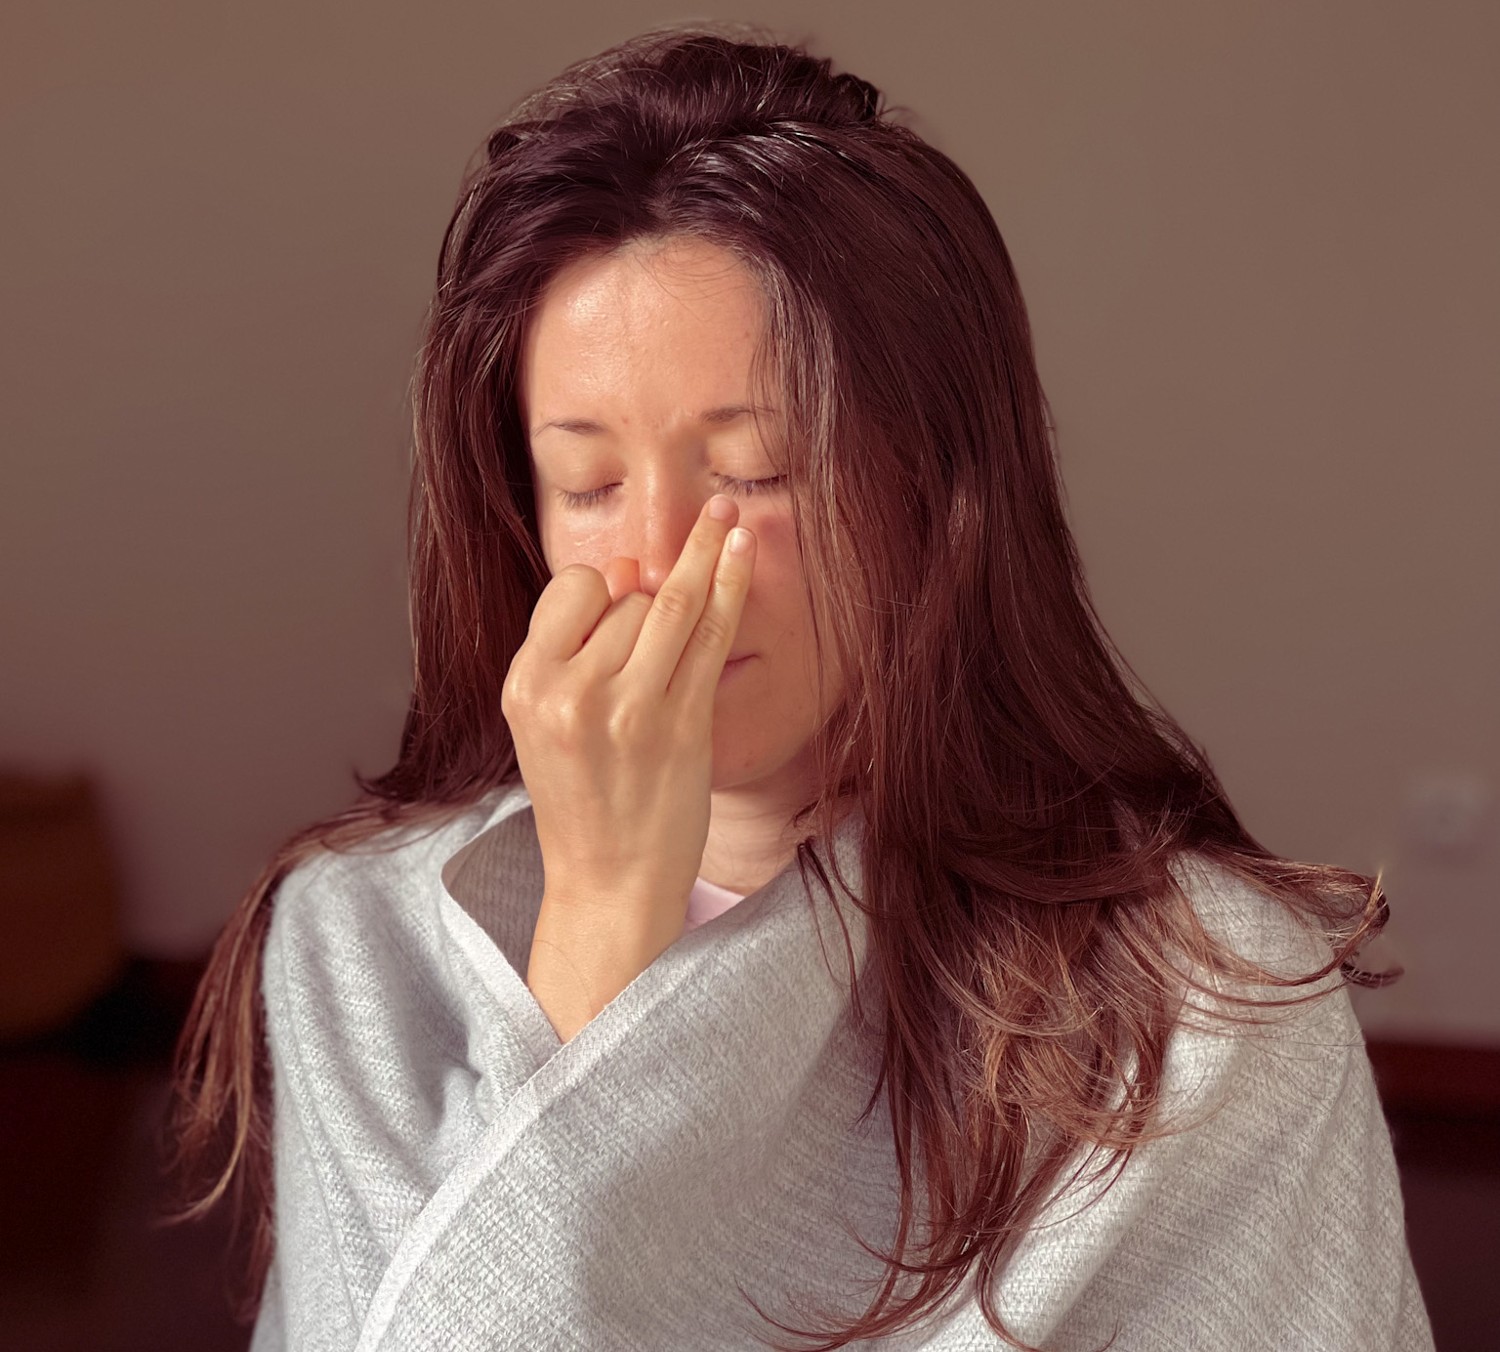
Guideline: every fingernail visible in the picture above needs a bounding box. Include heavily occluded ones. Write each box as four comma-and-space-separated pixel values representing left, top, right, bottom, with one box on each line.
727, 527, 753, 555
706, 495, 735, 522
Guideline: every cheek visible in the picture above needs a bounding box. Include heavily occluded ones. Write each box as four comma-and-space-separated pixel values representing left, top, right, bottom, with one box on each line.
743, 510, 812, 627
745, 510, 844, 707
540, 515, 620, 574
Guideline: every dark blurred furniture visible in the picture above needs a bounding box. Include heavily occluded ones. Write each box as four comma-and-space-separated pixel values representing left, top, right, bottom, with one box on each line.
0, 771, 125, 1039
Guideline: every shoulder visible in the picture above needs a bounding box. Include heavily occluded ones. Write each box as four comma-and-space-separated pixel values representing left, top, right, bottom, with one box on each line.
1166, 848, 1346, 991
1004, 854, 1421, 1348
1017, 856, 1411, 1345
257, 782, 534, 1095
1152, 849, 1370, 1127
264, 783, 525, 976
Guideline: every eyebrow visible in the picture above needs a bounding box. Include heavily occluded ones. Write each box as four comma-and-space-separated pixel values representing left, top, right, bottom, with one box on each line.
528, 404, 777, 438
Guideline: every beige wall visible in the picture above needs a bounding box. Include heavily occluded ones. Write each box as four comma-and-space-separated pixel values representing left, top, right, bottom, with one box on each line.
2, 1, 1495, 1039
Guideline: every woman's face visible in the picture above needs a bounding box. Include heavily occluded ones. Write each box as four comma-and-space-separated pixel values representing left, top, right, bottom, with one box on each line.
519, 235, 843, 798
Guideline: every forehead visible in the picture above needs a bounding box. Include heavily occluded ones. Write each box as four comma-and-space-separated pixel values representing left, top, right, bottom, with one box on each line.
519, 238, 770, 419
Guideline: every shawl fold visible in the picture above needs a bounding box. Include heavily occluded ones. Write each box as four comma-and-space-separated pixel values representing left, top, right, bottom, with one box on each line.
249, 781, 1432, 1350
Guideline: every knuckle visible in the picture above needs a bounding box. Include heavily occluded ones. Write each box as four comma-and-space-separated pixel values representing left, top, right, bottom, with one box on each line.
651, 584, 697, 627
605, 696, 649, 746
542, 690, 589, 750
500, 660, 530, 711
692, 611, 733, 653
546, 562, 606, 605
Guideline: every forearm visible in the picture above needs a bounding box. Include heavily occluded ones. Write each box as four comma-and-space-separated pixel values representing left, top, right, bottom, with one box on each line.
526, 892, 683, 1043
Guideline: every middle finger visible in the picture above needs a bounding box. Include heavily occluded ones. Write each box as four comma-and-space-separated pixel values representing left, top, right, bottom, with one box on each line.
621, 494, 739, 694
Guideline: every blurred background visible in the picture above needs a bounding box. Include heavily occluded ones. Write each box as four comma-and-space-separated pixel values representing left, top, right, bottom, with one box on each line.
1, 0, 1495, 1348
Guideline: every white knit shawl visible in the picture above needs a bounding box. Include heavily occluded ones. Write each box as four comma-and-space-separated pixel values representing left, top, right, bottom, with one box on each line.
248, 780, 1432, 1351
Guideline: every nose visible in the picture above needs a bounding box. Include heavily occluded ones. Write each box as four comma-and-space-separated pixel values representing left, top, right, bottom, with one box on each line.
631, 477, 711, 598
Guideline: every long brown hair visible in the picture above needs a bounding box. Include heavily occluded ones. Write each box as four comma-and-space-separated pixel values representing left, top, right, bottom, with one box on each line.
171, 21, 1395, 1348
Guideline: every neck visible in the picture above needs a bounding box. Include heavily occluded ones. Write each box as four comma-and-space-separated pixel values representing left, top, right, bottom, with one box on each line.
702, 752, 853, 896
700, 799, 805, 896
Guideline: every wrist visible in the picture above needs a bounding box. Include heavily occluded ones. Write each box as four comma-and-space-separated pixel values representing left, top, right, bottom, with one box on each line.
526, 890, 684, 1042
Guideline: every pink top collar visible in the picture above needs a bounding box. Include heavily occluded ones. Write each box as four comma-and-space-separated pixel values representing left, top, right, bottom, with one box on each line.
682, 875, 748, 933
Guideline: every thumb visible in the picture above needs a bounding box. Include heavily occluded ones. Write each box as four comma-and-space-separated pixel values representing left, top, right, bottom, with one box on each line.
601, 556, 641, 604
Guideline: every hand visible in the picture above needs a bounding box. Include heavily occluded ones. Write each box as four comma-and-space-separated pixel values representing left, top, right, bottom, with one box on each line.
501, 494, 758, 933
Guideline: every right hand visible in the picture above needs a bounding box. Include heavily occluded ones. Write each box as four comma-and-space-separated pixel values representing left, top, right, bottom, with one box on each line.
501, 493, 758, 932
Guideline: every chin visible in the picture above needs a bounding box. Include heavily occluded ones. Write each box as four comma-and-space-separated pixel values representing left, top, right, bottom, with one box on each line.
710, 723, 817, 795
708, 751, 765, 793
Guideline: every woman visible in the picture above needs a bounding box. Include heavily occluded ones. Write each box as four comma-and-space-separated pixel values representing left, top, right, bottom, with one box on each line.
173, 21, 1433, 1351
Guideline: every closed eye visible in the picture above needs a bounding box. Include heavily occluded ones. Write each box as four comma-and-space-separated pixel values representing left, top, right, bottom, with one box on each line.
554, 473, 788, 510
